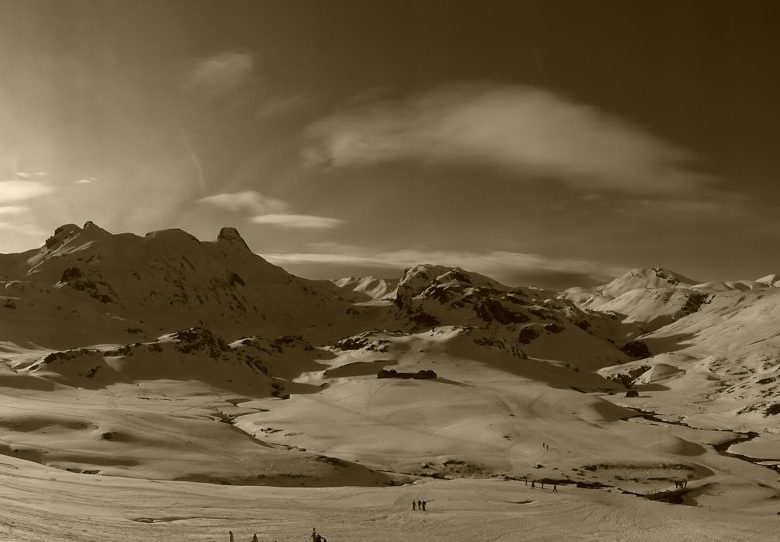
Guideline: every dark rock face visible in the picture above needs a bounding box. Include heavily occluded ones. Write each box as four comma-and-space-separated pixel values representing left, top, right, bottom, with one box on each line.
681, 292, 709, 316
334, 333, 389, 352
622, 340, 651, 359
217, 227, 250, 251
517, 325, 541, 344
62, 269, 118, 304
172, 327, 230, 358
45, 224, 82, 249
625, 389, 639, 398
60, 267, 83, 282
474, 298, 529, 325
651, 267, 681, 285
410, 311, 440, 330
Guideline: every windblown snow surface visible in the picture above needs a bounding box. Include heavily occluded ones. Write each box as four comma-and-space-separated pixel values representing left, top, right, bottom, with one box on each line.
0, 225, 778, 540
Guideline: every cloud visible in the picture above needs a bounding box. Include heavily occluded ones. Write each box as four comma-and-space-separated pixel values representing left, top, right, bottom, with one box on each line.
0, 180, 55, 203
185, 50, 255, 96
0, 205, 29, 216
197, 191, 289, 214
0, 205, 48, 253
75, 177, 97, 184
250, 214, 343, 229
264, 243, 623, 288
306, 84, 712, 195
257, 93, 314, 119
197, 190, 343, 229
620, 194, 780, 235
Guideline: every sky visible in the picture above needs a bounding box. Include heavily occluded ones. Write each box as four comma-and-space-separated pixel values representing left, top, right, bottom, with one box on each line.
1, 0, 779, 289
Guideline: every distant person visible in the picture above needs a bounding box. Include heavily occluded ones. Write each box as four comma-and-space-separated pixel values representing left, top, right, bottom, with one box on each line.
412, 500, 417, 511
417, 499, 422, 510
553, 484, 557, 493
229, 530, 234, 542
531, 481, 535, 489
252, 534, 259, 542
422, 500, 427, 511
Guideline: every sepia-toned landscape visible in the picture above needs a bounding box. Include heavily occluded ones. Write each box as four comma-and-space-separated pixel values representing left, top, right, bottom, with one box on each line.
2, 1, 780, 540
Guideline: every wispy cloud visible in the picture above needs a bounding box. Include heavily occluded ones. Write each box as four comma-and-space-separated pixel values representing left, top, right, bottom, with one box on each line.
249, 214, 343, 229
306, 84, 712, 195
75, 177, 97, 185
0, 205, 29, 216
197, 191, 288, 214
0, 180, 55, 203
264, 243, 623, 287
184, 50, 255, 97
622, 194, 751, 219
197, 190, 343, 230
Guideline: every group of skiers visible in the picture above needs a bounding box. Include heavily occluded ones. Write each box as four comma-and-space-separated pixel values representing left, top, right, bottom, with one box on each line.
228, 528, 325, 541
228, 531, 261, 542
411, 499, 428, 511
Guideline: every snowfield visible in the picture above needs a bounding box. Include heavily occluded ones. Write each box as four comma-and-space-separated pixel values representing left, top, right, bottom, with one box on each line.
0, 223, 779, 540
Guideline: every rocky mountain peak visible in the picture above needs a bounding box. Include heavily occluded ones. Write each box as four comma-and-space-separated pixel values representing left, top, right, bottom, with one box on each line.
82, 220, 108, 233
44, 224, 82, 250
217, 227, 250, 251
597, 266, 696, 298
756, 273, 780, 286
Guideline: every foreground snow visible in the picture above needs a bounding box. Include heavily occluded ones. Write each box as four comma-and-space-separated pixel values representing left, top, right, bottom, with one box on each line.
0, 463, 776, 541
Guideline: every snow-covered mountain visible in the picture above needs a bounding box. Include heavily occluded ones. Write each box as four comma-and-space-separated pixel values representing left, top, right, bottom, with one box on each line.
0, 222, 353, 348
596, 266, 697, 298
332, 275, 399, 301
